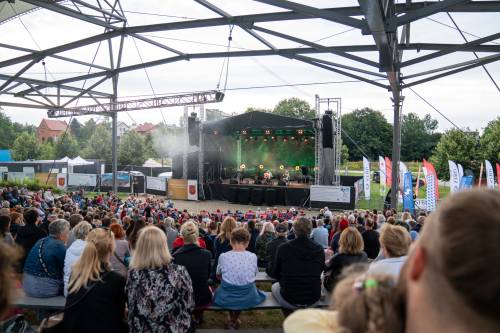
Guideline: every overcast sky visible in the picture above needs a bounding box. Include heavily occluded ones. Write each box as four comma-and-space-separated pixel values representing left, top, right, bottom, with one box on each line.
0, 0, 499, 132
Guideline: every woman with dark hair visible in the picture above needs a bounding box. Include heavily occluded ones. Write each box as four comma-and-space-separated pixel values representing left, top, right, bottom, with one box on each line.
0, 215, 14, 246
127, 217, 146, 250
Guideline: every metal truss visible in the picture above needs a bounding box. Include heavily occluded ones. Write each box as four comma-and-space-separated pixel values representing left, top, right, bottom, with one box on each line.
0, 0, 499, 204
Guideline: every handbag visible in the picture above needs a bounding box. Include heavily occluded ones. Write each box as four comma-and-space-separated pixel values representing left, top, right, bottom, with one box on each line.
38, 272, 110, 333
0, 314, 36, 333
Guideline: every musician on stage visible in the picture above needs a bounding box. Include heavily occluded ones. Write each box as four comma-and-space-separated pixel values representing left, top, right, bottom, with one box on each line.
263, 169, 273, 185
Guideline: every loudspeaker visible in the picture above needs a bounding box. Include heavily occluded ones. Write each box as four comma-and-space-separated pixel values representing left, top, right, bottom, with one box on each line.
301, 166, 308, 176
188, 113, 199, 146
322, 112, 333, 148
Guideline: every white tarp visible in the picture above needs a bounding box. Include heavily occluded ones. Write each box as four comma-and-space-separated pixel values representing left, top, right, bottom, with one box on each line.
311, 185, 351, 203
7, 172, 34, 181
68, 173, 97, 187
69, 156, 93, 166
143, 159, 162, 168
147, 176, 166, 192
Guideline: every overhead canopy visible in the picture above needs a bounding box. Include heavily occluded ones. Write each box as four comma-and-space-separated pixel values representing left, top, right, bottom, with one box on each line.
203, 111, 313, 136
0, 1, 40, 25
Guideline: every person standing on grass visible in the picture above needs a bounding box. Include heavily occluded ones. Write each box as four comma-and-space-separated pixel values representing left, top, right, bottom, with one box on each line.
214, 227, 265, 329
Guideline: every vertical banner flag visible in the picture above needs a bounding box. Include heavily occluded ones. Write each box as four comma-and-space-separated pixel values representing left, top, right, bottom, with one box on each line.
423, 159, 439, 199
379, 156, 386, 196
458, 164, 464, 184
485, 160, 495, 189
403, 171, 414, 214
478, 162, 484, 186
448, 160, 460, 193
399, 162, 408, 188
426, 174, 437, 212
459, 175, 473, 190
363, 157, 371, 200
385, 157, 392, 186
187, 179, 198, 201
496, 163, 500, 191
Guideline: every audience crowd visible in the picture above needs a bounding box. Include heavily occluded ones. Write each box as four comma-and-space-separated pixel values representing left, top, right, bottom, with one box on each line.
0, 186, 498, 333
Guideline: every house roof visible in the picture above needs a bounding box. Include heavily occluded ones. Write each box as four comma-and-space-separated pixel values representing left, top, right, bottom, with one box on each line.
40, 119, 68, 131
135, 122, 158, 133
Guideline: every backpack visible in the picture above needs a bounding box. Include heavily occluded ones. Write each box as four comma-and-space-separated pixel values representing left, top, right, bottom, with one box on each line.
0, 314, 36, 333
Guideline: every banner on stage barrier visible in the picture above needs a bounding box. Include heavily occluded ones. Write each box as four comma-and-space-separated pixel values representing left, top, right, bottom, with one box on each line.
147, 176, 166, 192
68, 173, 97, 187
101, 172, 130, 187
57, 173, 67, 190
311, 185, 351, 203
7, 172, 34, 182
187, 179, 198, 200
414, 199, 427, 211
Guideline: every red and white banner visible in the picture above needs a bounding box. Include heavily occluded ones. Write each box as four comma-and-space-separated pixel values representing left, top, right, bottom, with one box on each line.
496, 163, 500, 191
423, 159, 439, 199
56, 173, 67, 191
385, 157, 392, 186
187, 179, 198, 201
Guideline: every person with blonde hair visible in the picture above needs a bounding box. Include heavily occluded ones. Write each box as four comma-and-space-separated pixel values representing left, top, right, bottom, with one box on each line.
368, 224, 411, 279
63, 221, 92, 296
214, 227, 265, 329
126, 226, 194, 332
212, 216, 237, 280
255, 221, 276, 267
283, 270, 403, 333
173, 221, 212, 326
323, 227, 369, 291
63, 228, 127, 333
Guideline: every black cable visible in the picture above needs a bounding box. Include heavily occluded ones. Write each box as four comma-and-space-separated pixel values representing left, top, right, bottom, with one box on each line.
426, 17, 500, 45
445, 12, 500, 93
408, 87, 463, 132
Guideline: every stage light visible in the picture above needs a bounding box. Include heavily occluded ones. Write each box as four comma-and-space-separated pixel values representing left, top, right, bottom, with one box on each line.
279, 165, 284, 170
297, 129, 304, 135
240, 164, 246, 169
283, 137, 288, 142
259, 164, 264, 169
304, 138, 309, 144
264, 138, 268, 142
241, 130, 247, 135
291, 136, 295, 140
271, 136, 276, 141
213, 130, 219, 135
265, 129, 271, 135
295, 166, 300, 171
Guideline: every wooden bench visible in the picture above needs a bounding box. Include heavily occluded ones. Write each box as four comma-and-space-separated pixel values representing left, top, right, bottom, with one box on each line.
255, 271, 275, 283
12, 293, 329, 312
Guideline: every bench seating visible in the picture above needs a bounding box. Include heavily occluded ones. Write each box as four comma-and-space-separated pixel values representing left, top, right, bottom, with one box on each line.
12, 292, 329, 312
255, 271, 275, 283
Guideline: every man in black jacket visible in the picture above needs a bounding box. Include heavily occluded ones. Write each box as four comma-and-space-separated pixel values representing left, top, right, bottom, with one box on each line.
15, 208, 46, 270
271, 217, 325, 314
265, 223, 288, 278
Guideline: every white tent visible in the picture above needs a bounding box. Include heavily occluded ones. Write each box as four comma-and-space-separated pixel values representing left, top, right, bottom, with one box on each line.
69, 156, 93, 166
57, 156, 70, 163
143, 158, 162, 168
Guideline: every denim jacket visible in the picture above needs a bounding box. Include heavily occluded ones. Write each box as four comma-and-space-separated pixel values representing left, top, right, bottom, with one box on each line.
24, 235, 67, 280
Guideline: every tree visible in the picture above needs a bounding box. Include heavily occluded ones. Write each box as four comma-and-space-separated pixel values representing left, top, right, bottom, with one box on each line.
341, 108, 393, 160
341, 144, 349, 164
54, 134, 79, 158
79, 118, 98, 143
245, 107, 272, 113
480, 117, 500, 162
82, 124, 112, 161
401, 113, 441, 161
272, 98, 315, 120
70, 118, 83, 141
118, 131, 146, 166
430, 128, 480, 179
143, 133, 159, 159
11, 133, 40, 160
39, 141, 55, 160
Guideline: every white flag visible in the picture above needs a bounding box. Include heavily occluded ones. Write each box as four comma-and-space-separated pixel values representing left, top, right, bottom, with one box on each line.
458, 164, 464, 183
363, 157, 371, 200
426, 174, 437, 212
399, 162, 408, 188
485, 160, 495, 189
378, 156, 386, 195
448, 160, 460, 193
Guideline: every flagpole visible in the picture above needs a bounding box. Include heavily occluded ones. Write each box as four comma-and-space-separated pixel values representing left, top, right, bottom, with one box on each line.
415, 163, 421, 197
478, 162, 484, 187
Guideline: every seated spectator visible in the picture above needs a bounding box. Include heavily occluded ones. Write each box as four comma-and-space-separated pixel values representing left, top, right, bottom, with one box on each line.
203, 220, 218, 256
127, 218, 146, 250
0, 215, 14, 246
173, 222, 212, 326
266, 223, 288, 278
311, 219, 329, 249
172, 221, 207, 252
16, 208, 46, 268
159, 217, 178, 252
323, 227, 368, 292
255, 222, 276, 267
66, 214, 84, 247
109, 223, 130, 277
283, 271, 402, 333
272, 217, 325, 314
247, 220, 259, 253
368, 224, 411, 279
126, 226, 194, 332
23, 219, 70, 297
331, 219, 348, 253
63, 228, 127, 333
63, 221, 92, 296
212, 217, 236, 280
214, 227, 265, 329
8, 212, 23, 239
0, 242, 20, 318
362, 218, 380, 259
401, 189, 500, 333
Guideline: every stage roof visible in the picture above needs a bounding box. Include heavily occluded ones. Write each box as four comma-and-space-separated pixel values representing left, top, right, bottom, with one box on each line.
203, 111, 313, 135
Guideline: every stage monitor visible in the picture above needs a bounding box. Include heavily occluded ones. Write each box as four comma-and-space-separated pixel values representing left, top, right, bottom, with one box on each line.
322, 112, 333, 148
